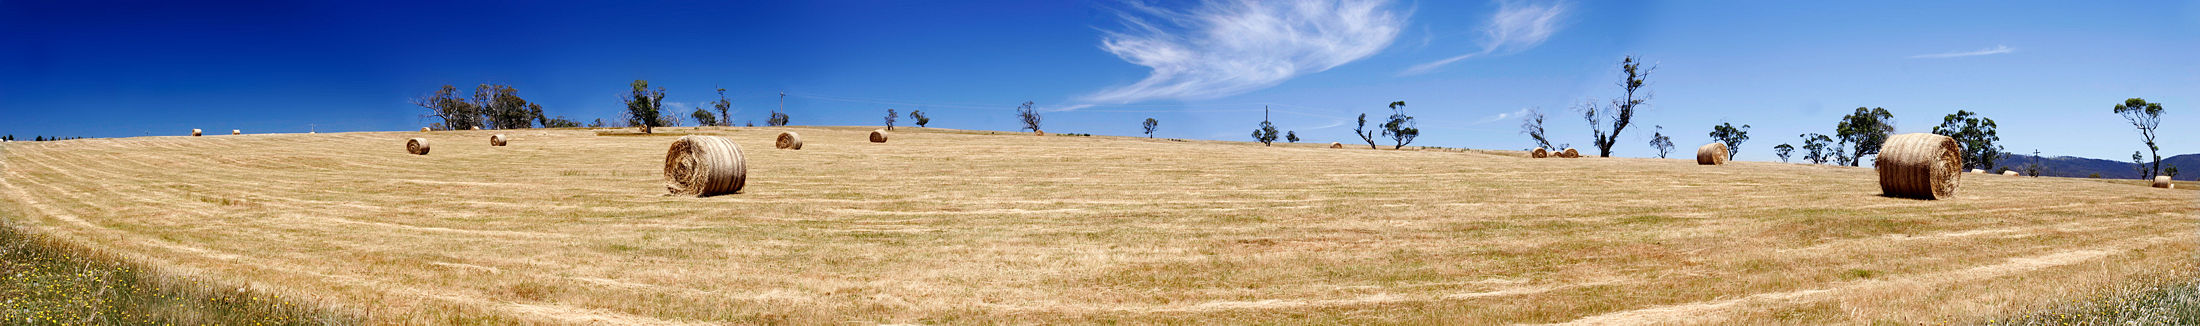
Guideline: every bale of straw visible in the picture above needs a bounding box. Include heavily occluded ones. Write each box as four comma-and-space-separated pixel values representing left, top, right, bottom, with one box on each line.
1875, 133, 1962, 199
1035, 130, 1046, 136
1329, 142, 1343, 149
192, 129, 202, 137
490, 134, 507, 146
471, 126, 481, 130
776, 132, 804, 150
663, 135, 746, 196
2154, 176, 2171, 188
422, 127, 431, 132
1531, 148, 1549, 158
1560, 148, 1580, 158
870, 129, 889, 143
1697, 143, 1729, 165
1970, 169, 1984, 174
2003, 170, 2019, 176
406, 138, 431, 155
231, 130, 241, 135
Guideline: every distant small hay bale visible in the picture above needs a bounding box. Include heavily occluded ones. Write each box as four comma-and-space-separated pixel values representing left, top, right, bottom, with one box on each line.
1531, 148, 1549, 158
1697, 143, 1728, 165
2154, 176, 2171, 188
1035, 130, 1046, 136
1875, 133, 1961, 199
231, 129, 241, 135
490, 134, 507, 146
422, 127, 432, 132
2002, 170, 2019, 176
470, 126, 481, 130
406, 138, 431, 155
192, 129, 202, 137
1970, 169, 1984, 174
663, 135, 746, 197
1329, 142, 1343, 149
1560, 148, 1580, 158
776, 132, 804, 150
870, 129, 889, 143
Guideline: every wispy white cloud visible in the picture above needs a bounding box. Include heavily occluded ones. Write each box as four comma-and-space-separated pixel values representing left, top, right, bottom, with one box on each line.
1402, 1, 1567, 75
1909, 45, 2014, 59
1041, 103, 1097, 112
1472, 107, 1533, 125
1079, 0, 1406, 104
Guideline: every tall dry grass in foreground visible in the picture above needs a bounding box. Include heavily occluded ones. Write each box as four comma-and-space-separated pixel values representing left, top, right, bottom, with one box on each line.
0, 209, 335, 324
0, 127, 2192, 325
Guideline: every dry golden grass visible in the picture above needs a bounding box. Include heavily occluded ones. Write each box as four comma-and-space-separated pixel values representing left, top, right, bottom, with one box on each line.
0, 126, 2192, 325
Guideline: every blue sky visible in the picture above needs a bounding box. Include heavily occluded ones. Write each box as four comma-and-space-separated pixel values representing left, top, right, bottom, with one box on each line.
3, 1, 2196, 162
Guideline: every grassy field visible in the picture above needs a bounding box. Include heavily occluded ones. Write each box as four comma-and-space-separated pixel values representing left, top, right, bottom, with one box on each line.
0, 215, 335, 325
0, 126, 2192, 324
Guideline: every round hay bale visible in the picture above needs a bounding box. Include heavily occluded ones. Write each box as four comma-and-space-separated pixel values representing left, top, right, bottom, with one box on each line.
1970, 169, 1984, 174
1696, 143, 1728, 165
870, 129, 889, 143
1329, 142, 1343, 149
406, 138, 431, 155
2002, 170, 2019, 176
1531, 148, 1549, 158
422, 127, 432, 132
2153, 176, 2171, 188
470, 126, 481, 130
1560, 148, 1580, 158
490, 134, 507, 146
1875, 133, 1962, 199
663, 135, 746, 196
1035, 130, 1046, 136
231, 129, 241, 135
192, 129, 202, 137
776, 132, 804, 150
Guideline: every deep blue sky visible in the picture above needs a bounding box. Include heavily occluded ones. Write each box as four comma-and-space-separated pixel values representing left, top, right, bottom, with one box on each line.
3, 1, 2196, 162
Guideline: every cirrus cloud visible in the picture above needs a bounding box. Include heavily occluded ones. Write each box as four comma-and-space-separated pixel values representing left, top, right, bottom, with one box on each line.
1079, 0, 1406, 105
1909, 45, 2014, 59
1401, 1, 1568, 75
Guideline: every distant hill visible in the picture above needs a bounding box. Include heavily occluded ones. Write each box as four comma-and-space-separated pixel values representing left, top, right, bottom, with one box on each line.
1996, 153, 2200, 180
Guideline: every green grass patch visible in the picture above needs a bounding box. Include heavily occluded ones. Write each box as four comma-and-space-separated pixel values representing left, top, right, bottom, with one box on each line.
1988, 277, 2200, 325
0, 219, 339, 325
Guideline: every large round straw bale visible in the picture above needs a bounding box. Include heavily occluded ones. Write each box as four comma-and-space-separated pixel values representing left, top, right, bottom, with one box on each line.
192, 129, 202, 137
490, 134, 507, 146
1875, 133, 1962, 199
1035, 130, 1046, 136
470, 126, 481, 130
1329, 142, 1343, 149
2154, 176, 2171, 188
1697, 143, 1729, 165
1531, 148, 1549, 158
1560, 148, 1580, 158
406, 138, 431, 155
422, 127, 432, 132
2002, 170, 2019, 176
1970, 169, 1984, 174
870, 129, 889, 143
663, 135, 746, 196
776, 132, 804, 150
231, 129, 241, 135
